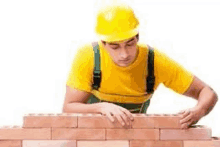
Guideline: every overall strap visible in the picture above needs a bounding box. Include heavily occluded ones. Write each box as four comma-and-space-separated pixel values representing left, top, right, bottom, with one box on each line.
146, 45, 155, 94
139, 45, 155, 113
92, 42, 101, 90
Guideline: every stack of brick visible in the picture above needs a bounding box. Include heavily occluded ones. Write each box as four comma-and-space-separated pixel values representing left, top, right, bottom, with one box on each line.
0, 113, 219, 147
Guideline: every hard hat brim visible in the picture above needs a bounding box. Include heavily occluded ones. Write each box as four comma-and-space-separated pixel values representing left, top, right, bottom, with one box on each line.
97, 25, 139, 42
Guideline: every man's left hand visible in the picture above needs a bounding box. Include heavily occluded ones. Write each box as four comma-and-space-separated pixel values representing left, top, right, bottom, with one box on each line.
178, 106, 205, 129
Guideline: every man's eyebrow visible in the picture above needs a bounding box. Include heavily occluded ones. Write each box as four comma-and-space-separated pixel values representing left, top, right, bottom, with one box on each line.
109, 42, 119, 45
108, 38, 135, 45
125, 38, 135, 43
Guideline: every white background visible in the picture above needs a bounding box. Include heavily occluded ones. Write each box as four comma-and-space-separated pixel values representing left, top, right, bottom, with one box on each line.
0, 0, 220, 136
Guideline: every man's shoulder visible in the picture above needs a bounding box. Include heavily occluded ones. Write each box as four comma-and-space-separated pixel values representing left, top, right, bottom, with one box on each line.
72, 42, 95, 65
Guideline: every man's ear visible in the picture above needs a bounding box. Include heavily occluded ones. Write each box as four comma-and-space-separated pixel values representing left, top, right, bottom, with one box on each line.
136, 33, 139, 42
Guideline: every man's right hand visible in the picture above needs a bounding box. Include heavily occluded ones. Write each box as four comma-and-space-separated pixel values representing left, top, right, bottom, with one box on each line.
96, 102, 134, 128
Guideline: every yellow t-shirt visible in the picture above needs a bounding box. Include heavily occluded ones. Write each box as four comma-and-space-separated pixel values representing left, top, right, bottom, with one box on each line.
66, 41, 194, 104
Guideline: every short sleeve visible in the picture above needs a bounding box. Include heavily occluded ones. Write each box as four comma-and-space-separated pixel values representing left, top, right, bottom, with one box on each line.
66, 44, 94, 93
154, 48, 194, 94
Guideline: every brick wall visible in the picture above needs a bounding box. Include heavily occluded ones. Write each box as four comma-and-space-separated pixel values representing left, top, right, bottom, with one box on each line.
0, 113, 219, 147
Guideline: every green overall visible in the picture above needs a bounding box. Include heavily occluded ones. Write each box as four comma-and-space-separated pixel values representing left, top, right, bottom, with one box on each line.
86, 42, 155, 114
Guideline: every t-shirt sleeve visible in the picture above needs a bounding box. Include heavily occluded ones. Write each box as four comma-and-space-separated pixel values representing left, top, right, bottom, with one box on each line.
154, 48, 194, 94
66, 44, 94, 93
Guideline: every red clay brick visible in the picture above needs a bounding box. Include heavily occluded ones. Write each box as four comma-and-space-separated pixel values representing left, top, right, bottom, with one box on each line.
0, 126, 51, 140
0, 140, 21, 147
212, 137, 220, 147
23, 140, 76, 147
131, 114, 181, 129
78, 113, 133, 128
23, 113, 78, 128
160, 125, 212, 140
78, 113, 181, 129
184, 137, 220, 147
106, 129, 159, 140
124, 114, 154, 128
130, 140, 183, 147
52, 128, 105, 140
153, 114, 182, 128
77, 141, 129, 147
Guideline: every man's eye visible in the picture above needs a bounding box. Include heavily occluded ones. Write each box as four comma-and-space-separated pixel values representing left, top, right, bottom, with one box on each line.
111, 46, 119, 49
127, 43, 134, 46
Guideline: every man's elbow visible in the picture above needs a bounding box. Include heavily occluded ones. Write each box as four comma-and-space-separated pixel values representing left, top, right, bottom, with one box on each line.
214, 92, 218, 103
208, 86, 218, 104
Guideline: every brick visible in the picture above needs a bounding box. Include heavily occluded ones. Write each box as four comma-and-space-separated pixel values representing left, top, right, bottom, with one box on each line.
0, 140, 21, 147
184, 137, 220, 147
130, 140, 183, 147
212, 137, 220, 147
23, 113, 78, 128
106, 129, 159, 140
78, 113, 132, 128
78, 113, 181, 129
130, 114, 155, 128
0, 126, 51, 140
152, 114, 182, 128
160, 125, 212, 140
52, 128, 105, 140
77, 141, 129, 147
23, 140, 76, 147
131, 114, 181, 129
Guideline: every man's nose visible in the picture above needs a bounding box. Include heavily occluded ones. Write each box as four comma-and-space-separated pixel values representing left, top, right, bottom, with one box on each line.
120, 48, 129, 59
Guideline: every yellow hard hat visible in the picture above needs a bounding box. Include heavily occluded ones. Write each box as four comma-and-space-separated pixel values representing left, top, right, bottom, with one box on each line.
95, 4, 139, 42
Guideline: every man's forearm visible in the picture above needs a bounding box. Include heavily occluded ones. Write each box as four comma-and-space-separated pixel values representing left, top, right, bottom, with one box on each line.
196, 86, 218, 116
63, 102, 101, 114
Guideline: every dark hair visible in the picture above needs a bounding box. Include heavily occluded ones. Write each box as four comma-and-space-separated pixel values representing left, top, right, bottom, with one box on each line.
102, 33, 139, 45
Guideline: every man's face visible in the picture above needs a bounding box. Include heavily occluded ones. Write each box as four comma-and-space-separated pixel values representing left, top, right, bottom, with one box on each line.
102, 36, 138, 67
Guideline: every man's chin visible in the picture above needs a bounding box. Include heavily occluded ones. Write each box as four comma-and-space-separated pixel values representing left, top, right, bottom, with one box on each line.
118, 62, 130, 67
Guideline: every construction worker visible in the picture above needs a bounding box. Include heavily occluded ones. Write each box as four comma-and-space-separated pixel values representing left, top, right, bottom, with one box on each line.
63, 4, 218, 129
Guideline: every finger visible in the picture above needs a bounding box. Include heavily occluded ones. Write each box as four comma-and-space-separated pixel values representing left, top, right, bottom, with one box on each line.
181, 119, 193, 129
106, 112, 115, 123
177, 110, 185, 115
120, 107, 134, 121
181, 123, 189, 129
191, 120, 199, 125
116, 109, 130, 126
119, 109, 133, 128
113, 110, 127, 126
180, 113, 193, 124
181, 122, 189, 129
180, 110, 191, 119
186, 119, 193, 128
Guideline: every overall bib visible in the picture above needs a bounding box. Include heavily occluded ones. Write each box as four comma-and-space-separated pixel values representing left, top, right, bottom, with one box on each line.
86, 42, 155, 113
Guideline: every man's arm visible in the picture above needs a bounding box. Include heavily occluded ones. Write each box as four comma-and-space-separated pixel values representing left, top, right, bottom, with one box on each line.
179, 75, 218, 129
62, 86, 100, 113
